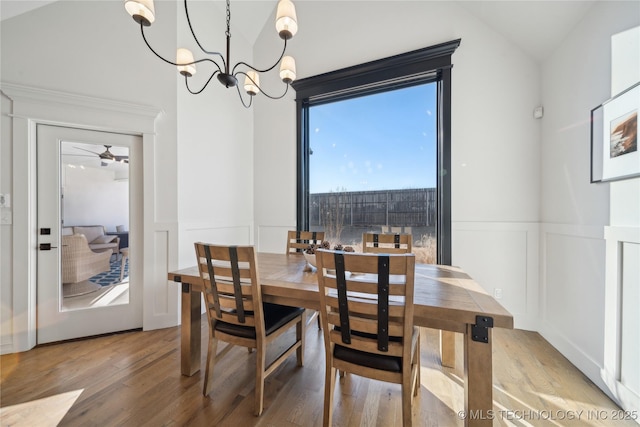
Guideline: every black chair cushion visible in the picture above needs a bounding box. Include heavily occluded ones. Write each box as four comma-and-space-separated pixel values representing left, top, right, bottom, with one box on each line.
332, 327, 403, 372
263, 303, 305, 336
214, 303, 304, 339
334, 344, 402, 372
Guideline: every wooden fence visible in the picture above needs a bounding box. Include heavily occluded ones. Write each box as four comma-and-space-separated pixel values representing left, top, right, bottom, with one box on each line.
309, 188, 436, 228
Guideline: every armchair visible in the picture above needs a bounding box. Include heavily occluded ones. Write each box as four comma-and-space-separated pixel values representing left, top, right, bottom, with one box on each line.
63, 225, 120, 254
62, 234, 111, 284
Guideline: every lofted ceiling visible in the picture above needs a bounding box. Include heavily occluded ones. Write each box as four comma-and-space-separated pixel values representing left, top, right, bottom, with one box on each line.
0, 0, 597, 62
0, 0, 58, 21
0, 0, 277, 46
456, 1, 596, 61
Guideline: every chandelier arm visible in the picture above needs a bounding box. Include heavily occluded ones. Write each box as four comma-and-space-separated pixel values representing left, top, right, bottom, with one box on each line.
141, 24, 223, 74
235, 72, 290, 100
185, 70, 221, 95
183, 0, 227, 71
235, 85, 253, 109
231, 38, 287, 76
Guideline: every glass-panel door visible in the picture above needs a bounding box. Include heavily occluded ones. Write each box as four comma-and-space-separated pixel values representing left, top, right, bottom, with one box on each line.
37, 125, 142, 344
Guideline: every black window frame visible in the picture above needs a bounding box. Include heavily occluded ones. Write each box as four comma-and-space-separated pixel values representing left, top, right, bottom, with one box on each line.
292, 39, 460, 265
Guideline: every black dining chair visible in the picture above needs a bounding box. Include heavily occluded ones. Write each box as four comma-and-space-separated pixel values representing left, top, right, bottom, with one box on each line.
315, 249, 420, 426
194, 242, 305, 416
286, 230, 325, 254
362, 232, 413, 254
286, 230, 326, 329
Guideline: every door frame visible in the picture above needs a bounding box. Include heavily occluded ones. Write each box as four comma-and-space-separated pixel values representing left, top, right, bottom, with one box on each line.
1, 83, 176, 353
37, 126, 142, 343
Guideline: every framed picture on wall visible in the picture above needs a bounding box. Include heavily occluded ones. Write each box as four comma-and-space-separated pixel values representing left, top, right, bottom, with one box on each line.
591, 82, 639, 183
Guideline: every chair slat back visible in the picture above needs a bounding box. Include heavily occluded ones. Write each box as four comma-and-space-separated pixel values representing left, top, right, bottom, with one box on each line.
286, 230, 325, 254
362, 233, 412, 254
316, 250, 415, 359
194, 243, 263, 332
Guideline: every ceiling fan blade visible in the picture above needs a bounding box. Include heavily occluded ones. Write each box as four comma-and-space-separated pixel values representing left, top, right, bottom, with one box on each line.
73, 146, 101, 155
64, 154, 97, 158
71, 145, 127, 163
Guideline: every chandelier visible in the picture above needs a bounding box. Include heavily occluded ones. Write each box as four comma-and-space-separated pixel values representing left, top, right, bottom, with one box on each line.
124, 0, 298, 108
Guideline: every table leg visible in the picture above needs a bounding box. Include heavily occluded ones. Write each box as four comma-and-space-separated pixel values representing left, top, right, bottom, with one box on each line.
440, 330, 456, 368
464, 324, 493, 426
181, 283, 202, 376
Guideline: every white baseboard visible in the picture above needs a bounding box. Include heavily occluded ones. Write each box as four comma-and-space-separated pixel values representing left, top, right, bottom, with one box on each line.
539, 320, 613, 400
0, 342, 14, 356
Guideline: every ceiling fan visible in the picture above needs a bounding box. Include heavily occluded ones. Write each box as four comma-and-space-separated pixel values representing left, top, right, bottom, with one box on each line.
70, 145, 129, 166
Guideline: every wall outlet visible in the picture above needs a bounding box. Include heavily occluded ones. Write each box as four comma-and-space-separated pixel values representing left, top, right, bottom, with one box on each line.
494, 288, 503, 299
533, 106, 544, 119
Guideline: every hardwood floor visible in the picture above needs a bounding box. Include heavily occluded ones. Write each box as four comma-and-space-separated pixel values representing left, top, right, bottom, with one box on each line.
1, 317, 634, 426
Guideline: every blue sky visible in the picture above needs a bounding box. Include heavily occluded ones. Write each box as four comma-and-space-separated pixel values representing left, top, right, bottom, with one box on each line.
309, 83, 437, 193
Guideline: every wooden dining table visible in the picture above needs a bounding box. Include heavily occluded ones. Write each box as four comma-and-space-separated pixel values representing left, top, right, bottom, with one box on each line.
168, 252, 513, 426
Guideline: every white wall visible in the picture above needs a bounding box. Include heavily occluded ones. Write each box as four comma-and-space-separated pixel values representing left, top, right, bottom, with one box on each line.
0, 94, 13, 352
62, 165, 129, 231
540, 0, 639, 398
252, 1, 542, 329
175, 0, 256, 268
0, 0, 180, 352
603, 26, 640, 414
610, 27, 640, 228
253, 1, 638, 402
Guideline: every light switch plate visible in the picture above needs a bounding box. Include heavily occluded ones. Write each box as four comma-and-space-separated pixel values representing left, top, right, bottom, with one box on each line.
0, 193, 10, 208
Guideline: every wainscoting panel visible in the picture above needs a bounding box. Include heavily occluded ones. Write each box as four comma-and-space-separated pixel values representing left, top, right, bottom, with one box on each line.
0, 225, 14, 354
143, 223, 180, 331
602, 226, 639, 415
621, 242, 639, 396
178, 224, 253, 268
452, 222, 539, 330
256, 225, 295, 254
539, 223, 607, 393
152, 229, 170, 314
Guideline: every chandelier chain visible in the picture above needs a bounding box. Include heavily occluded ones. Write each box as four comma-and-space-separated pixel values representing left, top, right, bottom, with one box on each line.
225, 0, 231, 38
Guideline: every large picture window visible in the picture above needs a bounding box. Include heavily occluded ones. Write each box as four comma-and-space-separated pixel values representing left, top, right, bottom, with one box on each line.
292, 39, 460, 264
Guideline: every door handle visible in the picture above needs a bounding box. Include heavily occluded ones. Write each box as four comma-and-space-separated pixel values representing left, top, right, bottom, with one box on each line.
39, 243, 58, 250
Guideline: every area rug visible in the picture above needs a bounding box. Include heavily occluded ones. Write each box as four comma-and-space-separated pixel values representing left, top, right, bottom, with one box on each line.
63, 280, 103, 298
63, 259, 129, 298
89, 258, 129, 287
